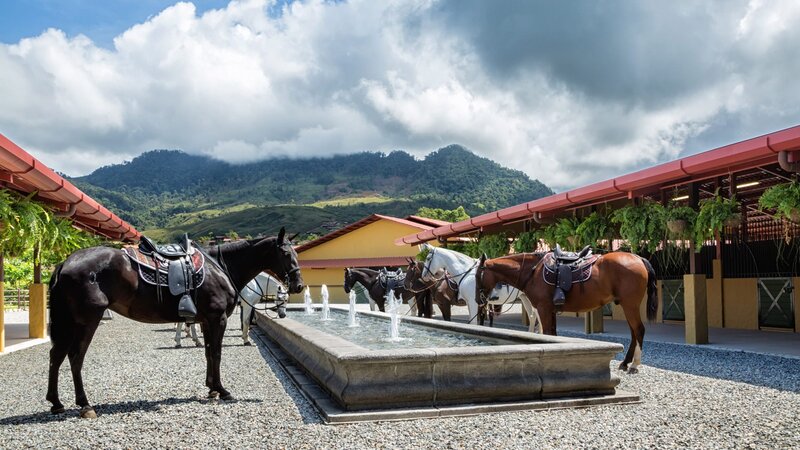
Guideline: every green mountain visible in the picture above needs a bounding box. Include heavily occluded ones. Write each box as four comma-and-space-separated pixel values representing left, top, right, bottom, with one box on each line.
71, 145, 552, 240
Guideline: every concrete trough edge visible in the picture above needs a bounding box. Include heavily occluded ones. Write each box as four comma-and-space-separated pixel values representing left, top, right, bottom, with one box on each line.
252, 318, 640, 425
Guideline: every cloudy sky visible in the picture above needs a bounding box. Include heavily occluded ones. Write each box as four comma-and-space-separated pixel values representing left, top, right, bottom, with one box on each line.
1, 0, 799, 190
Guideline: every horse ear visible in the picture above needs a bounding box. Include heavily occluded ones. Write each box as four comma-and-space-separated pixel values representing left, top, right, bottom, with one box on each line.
277, 227, 286, 245
288, 232, 299, 242
480, 253, 487, 264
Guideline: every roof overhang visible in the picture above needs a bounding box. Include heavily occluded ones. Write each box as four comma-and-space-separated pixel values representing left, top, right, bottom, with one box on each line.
0, 133, 141, 242
397, 124, 800, 246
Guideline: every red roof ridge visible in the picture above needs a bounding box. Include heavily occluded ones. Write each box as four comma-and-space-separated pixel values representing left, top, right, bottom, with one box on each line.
295, 213, 434, 253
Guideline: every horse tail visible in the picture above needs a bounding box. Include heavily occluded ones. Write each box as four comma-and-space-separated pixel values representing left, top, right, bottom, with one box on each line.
48, 262, 72, 343
640, 257, 658, 322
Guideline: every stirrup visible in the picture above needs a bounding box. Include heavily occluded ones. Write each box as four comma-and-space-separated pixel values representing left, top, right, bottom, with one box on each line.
552, 288, 566, 307
178, 295, 197, 319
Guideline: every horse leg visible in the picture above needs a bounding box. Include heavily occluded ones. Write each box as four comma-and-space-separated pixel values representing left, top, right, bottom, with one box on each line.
440, 300, 451, 321
620, 304, 646, 373
241, 303, 252, 346
191, 324, 202, 347
174, 323, 184, 347
46, 313, 73, 414
68, 316, 102, 418
203, 314, 233, 400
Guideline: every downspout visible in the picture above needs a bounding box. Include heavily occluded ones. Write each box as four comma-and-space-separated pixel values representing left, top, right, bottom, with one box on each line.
53, 203, 77, 218
778, 151, 800, 173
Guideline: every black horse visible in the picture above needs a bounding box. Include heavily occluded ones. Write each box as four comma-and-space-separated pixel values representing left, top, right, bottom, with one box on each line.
46, 228, 303, 418
343, 267, 418, 312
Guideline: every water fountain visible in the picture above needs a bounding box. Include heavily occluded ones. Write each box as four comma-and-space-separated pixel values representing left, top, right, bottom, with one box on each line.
320, 285, 331, 321
386, 290, 401, 341
348, 290, 359, 327
255, 304, 637, 421
303, 286, 313, 315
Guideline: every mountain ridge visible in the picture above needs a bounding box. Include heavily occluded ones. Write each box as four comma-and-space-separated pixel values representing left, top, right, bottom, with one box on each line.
71, 145, 553, 240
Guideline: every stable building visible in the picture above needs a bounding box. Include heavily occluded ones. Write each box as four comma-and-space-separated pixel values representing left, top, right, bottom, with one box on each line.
396, 125, 800, 342
292, 214, 446, 303
0, 133, 139, 353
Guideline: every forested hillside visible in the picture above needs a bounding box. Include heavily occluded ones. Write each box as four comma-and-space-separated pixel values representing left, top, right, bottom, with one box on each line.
72, 145, 552, 240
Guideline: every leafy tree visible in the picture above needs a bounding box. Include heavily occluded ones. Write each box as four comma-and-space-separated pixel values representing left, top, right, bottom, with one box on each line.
477, 233, 509, 258
416, 206, 470, 223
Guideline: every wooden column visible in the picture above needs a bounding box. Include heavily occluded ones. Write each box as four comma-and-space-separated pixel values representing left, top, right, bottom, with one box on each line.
684, 273, 709, 344
29, 244, 46, 339
584, 308, 604, 334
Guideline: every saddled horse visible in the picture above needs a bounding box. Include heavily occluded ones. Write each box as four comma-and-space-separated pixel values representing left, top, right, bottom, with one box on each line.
476, 251, 657, 373
343, 267, 418, 312
407, 257, 540, 330
419, 244, 529, 326
46, 228, 303, 418
239, 271, 286, 346
403, 259, 461, 321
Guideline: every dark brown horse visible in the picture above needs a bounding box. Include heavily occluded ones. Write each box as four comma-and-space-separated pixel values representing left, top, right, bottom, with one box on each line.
403, 259, 462, 321
46, 229, 303, 418
343, 267, 417, 312
476, 251, 657, 373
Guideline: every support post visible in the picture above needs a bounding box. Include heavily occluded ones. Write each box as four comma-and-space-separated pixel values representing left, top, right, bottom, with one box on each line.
29, 283, 47, 339
584, 308, 604, 334
684, 273, 708, 344
29, 244, 46, 339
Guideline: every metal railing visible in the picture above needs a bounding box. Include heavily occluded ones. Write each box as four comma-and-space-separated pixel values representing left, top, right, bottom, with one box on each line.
3, 288, 30, 310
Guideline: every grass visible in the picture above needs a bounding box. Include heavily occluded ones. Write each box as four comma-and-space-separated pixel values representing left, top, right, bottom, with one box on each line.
307, 195, 397, 207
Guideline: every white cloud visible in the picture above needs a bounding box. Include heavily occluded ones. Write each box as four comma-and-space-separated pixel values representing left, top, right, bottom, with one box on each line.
0, 0, 799, 190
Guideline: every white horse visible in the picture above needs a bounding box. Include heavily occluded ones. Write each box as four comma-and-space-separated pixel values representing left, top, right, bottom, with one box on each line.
487, 283, 542, 334
174, 322, 202, 347
240, 272, 287, 346
421, 243, 538, 329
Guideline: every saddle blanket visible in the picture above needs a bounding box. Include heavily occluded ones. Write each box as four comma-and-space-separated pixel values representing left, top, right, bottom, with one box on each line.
542, 253, 599, 286
123, 247, 205, 288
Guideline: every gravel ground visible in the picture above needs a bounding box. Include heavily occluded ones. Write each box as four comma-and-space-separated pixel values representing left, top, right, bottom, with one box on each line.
0, 312, 798, 449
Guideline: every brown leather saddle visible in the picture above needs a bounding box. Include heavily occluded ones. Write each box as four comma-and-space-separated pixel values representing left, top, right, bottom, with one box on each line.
542, 245, 599, 307
123, 234, 205, 319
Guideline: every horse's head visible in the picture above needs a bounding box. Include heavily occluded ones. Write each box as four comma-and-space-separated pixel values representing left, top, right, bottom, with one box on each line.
343, 268, 353, 293
273, 228, 304, 294
475, 253, 494, 301
403, 258, 419, 290
420, 243, 437, 277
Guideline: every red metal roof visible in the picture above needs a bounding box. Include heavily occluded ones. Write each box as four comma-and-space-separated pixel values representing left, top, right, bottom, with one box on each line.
301, 256, 413, 269
0, 133, 140, 242
396, 124, 800, 246
295, 213, 445, 254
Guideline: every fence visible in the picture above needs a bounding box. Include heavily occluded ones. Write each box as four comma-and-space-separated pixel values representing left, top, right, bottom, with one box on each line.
3, 288, 30, 310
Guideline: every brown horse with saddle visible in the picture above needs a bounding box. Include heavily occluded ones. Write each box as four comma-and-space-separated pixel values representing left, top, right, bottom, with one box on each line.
403, 258, 463, 320
476, 246, 657, 373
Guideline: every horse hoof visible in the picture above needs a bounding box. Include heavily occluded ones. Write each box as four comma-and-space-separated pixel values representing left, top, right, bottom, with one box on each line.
243, 341, 252, 346
174, 344, 181, 348
51, 405, 65, 414
79, 406, 97, 419
208, 391, 220, 399
194, 342, 203, 347
220, 393, 235, 402
627, 367, 639, 374
618, 363, 629, 371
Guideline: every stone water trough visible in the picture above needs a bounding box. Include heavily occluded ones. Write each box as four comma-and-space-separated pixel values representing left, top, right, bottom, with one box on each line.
255, 306, 636, 420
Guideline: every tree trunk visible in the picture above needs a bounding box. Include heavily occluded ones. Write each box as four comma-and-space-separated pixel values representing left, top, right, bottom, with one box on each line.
33, 245, 41, 284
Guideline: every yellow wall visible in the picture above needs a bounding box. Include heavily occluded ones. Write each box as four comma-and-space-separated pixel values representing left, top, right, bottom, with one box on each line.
300, 220, 428, 260
290, 268, 350, 303
723, 278, 758, 330
292, 218, 441, 304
